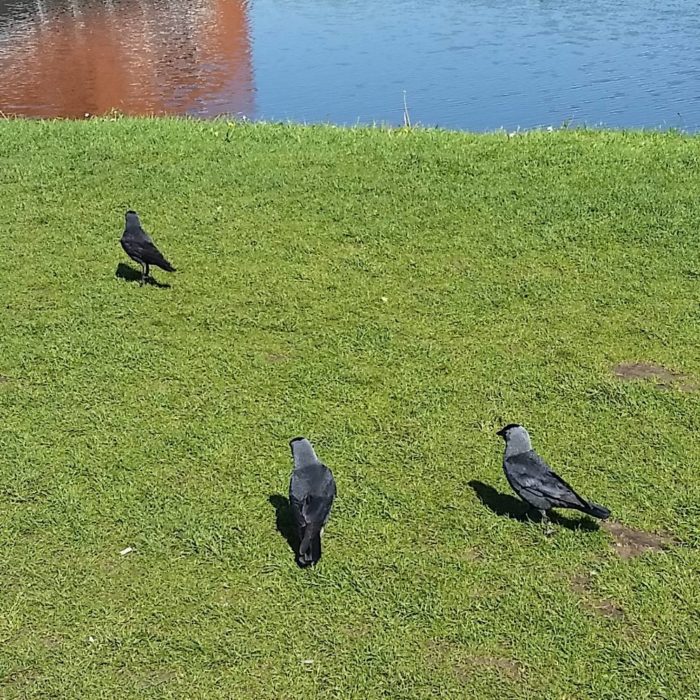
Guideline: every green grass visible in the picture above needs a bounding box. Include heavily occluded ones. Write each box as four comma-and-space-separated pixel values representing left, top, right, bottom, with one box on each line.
0, 118, 699, 699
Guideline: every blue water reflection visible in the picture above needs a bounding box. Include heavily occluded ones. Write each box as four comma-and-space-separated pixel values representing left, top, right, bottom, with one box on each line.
1, 0, 699, 129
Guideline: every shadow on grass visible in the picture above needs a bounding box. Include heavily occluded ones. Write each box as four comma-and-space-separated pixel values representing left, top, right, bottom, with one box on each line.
115, 262, 171, 288
269, 494, 300, 560
468, 480, 599, 532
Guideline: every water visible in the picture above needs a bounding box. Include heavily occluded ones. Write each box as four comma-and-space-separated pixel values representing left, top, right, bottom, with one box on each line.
2, 0, 700, 130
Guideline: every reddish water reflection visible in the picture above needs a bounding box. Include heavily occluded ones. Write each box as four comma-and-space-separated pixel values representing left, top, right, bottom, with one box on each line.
0, 0, 254, 118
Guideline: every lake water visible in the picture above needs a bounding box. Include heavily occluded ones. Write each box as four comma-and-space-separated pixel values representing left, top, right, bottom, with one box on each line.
1, 0, 700, 130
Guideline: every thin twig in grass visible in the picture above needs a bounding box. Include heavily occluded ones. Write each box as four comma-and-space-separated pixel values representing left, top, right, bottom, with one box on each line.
403, 90, 411, 128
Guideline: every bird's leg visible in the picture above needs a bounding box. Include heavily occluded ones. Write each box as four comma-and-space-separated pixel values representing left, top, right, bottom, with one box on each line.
140, 262, 147, 286
298, 525, 305, 556
145, 263, 150, 281
540, 510, 553, 536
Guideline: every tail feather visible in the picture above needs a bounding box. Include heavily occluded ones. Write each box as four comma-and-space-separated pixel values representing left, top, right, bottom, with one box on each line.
582, 502, 610, 520
149, 251, 175, 272
142, 244, 176, 272
298, 522, 322, 567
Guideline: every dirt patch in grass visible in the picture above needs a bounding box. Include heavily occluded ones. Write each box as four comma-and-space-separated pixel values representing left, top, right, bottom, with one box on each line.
135, 670, 178, 690
456, 548, 482, 563
613, 362, 699, 392
265, 352, 290, 364
602, 521, 674, 559
40, 636, 63, 650
1, 668, 39, 690
571, 573, 624, 619
456, 655, 523, 682
428, 641, 522, 683
343, 623, 372, 639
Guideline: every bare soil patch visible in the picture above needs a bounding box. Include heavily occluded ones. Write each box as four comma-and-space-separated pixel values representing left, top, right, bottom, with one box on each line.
343, 623, 372, 639
571, 573, 624, 619
602, 521, 674, 559
428, 641, 523, 683
135, 670, 178, 690
265, 352, 290, 364
456, 655, 522, 682
613, 362, 699, 392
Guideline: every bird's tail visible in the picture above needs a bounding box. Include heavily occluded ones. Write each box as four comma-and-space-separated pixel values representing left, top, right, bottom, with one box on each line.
298, 522, 323, 567
149, 248, 176, 272
158, 259, 176, 273
582, 502, 610, 520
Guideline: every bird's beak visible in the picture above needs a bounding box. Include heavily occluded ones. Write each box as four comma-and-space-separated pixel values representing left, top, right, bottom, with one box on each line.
496, 427, 506, 437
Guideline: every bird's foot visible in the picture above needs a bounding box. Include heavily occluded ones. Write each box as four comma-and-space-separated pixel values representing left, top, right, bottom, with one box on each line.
540, 511, 554, 536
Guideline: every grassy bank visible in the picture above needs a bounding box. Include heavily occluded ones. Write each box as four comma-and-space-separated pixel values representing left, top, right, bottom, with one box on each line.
0, 119, 698, 699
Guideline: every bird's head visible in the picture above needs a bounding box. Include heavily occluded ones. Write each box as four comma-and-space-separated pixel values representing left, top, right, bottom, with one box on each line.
497, 423, 532, 453
290, 436, 319, 469
496, 423, 528, 441
125, 210, 140, 224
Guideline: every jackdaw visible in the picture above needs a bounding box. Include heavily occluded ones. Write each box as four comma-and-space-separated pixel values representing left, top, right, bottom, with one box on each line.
497, 424, 610, 532
289, 437, 336, 567
120, 210, 176, 285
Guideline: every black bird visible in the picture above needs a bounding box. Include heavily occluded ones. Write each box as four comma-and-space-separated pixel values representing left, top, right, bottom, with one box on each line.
289, 437, 336, 567
120, 210, 176, 285
497, 423, 610, 533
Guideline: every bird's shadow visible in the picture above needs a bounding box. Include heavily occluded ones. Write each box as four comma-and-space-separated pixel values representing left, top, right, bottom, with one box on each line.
269, 494, 301, 561
468, 480, 599, 532
115, 263, 171, 288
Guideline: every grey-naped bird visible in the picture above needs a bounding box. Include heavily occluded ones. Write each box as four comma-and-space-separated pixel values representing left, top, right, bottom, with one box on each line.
120, 210, 176, 285
497, 424, 610, 532
289, 437, 336, 567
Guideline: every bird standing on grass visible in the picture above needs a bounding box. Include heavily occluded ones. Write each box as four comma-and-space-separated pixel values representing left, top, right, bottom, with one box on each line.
120, 210, 176, 285
289, 437, 337, 567
497, 424, 610, 533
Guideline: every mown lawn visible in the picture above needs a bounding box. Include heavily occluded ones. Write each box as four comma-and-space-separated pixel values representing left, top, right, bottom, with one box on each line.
0, 119, 698, 699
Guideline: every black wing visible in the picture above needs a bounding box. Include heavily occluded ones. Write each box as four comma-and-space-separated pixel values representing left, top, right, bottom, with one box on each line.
121, 228, 175, 270
289, 465, 336, 526
140, 240, 173, 269
506, 450, 588, 510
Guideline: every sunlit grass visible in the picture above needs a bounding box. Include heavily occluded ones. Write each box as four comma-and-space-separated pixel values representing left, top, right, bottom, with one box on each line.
0, 119, 698, 699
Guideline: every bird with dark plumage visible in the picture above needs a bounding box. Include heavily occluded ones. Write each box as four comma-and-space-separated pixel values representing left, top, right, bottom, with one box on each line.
289, 437, 336, 567
120, 210, 176, 285
497, 424, 610, 533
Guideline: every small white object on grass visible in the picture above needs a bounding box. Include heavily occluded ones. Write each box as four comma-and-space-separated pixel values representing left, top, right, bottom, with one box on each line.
120, 546, 134, 556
